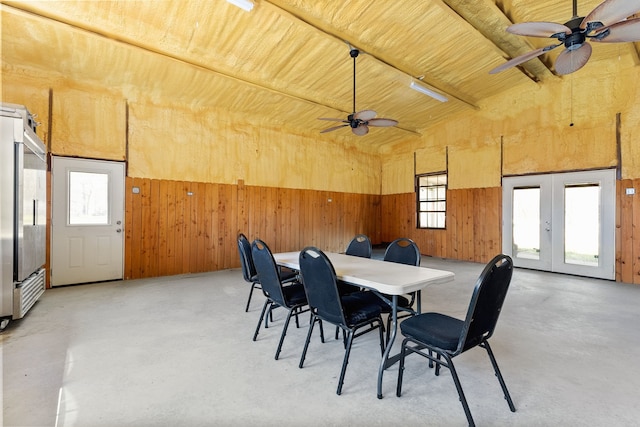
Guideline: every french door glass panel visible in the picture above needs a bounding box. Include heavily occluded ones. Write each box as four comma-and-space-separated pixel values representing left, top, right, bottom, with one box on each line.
564, 184, 599, 267
512, 188, 541, 260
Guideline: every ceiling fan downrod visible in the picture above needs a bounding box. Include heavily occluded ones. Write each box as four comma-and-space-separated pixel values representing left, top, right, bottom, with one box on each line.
350, 48, 359, 115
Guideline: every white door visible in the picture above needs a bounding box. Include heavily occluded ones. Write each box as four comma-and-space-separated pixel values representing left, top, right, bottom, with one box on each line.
51, 157, 125, 286
503, 169, 615, 280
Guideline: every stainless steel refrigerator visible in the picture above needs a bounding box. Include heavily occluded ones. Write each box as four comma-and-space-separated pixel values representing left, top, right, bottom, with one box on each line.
1, 103, 46, 328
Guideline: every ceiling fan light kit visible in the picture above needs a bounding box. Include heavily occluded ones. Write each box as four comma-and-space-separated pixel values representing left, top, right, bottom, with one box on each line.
226, 0, 254, 12
489, 0, 640, 75
409, 81, 449, 102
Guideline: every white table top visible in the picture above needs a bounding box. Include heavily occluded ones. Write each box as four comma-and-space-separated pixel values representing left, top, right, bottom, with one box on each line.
273, 251, 455, 295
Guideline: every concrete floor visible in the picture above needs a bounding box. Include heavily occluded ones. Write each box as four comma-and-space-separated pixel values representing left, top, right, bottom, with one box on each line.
3, 254, 640, 427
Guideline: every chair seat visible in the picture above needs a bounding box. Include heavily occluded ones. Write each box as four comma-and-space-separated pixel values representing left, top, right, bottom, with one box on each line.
355, 291, 411, 313
336, 280, 360, 296
281, 283, 307, 305
341, 291, 382, 325
400, 312, 463, 352
279, 267, 297, 282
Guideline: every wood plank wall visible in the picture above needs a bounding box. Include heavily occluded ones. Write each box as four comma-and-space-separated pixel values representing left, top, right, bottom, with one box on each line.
124, 177, 381, 279
616, 179, 640, 284
381, 182, 640, 285
124, 177, 640, 284
381, 187, 502, 264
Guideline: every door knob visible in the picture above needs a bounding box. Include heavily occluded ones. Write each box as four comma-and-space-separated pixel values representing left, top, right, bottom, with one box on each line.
116, 228, 122, 233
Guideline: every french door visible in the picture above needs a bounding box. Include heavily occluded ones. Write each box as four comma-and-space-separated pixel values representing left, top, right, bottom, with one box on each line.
502, 169, 615, 280
51, 157, 125, 286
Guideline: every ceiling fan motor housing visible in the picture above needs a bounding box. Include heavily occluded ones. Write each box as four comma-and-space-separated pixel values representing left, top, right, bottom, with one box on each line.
563, 16, 586, 50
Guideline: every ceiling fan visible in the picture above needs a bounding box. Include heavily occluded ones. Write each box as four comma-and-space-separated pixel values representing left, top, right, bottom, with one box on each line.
319, 48, 398, 136
490, 0, 640, 75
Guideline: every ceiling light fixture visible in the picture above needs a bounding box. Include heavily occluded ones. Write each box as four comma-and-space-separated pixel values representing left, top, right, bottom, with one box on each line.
226, 0, 254, 12
410, 81, 448, 103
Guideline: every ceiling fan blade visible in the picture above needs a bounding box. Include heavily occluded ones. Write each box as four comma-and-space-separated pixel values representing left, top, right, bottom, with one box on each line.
320, 124, 348, 133
367, 118, 398, 127
555, 43, 593, 75
592, 18, 640, 42
353, 110, 377, 121
507, 22, 572, 38
580, 0, 640, 30
489, 45, 559, 74
352, 124, 369, 136
318, 117, 347, 122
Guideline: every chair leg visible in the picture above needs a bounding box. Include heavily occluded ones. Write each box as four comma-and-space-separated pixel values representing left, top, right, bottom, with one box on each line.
299, 317, 317, 368
337, 329, 355, 395
482, 342, 516, 412
265, 303, 273, 328
441, 352, 475, 427
377, 319, 385, 356
253, 299, 270, 341
396, 338, 409, 397
318, 319, 325, 343
386, 316, 391, 344
274, 307, 295, 360
245, 282, 258, 312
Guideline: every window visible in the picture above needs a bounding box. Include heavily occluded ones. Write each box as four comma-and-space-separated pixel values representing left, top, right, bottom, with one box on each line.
68, 171, 110, 225
417, 173, 447, 229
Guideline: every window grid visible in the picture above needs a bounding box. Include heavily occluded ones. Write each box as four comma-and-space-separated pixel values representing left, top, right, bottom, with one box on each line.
416, 173, 447, 229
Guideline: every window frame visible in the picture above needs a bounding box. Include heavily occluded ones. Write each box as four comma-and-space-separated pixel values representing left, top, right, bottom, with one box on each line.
416, 172, 447, 229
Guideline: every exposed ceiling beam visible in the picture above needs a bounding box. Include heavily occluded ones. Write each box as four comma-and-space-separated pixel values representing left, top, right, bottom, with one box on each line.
442, 0, 558, 83
2, 2, 422, 138
265, 0, 479, 111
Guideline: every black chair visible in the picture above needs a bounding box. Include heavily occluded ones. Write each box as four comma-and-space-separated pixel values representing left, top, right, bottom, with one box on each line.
237, 233, 261, 312
396, 254, 516, 427
237, 233, 296, 312
345, 234, 372, 258
251, 239, 308, 360
298, 247, 386, 395
375, 238, 422, 340
338, 234, 372, 296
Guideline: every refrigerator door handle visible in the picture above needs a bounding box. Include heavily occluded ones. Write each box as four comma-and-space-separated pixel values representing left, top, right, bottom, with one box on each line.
33, 199, 37, 226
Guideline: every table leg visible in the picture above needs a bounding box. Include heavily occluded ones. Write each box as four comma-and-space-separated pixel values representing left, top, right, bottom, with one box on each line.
377, 294, 397, 399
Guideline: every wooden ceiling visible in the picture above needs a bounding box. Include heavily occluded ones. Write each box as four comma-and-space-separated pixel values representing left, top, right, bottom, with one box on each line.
2, 0, 639, 149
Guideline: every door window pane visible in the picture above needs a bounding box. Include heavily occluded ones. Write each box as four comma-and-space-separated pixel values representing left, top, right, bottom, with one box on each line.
513, 188, 540, 260
69, 171, 109, 225
564, 184, 599, 266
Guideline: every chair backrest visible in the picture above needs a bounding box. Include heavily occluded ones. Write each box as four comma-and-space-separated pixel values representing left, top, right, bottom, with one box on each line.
458, 254, 513, 354
251, 239, 286, 306
383, 238, 421, 266
299, 247, 345, 326
237, 233, 257, 282
345, 234, 372, 258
